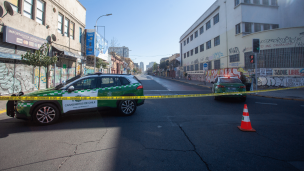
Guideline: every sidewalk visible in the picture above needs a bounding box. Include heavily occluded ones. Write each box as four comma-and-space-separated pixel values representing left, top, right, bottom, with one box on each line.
157, 76, 304, 101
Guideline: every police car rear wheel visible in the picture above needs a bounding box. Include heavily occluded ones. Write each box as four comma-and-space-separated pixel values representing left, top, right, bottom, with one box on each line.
118, 100, 137, 115
33, 103, 60, 125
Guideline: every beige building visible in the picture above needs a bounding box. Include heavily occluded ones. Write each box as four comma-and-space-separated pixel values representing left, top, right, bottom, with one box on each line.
0, 0, 86, 95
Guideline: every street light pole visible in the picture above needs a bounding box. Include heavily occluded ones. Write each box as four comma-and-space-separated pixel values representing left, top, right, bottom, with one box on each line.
94, 14, 112, 72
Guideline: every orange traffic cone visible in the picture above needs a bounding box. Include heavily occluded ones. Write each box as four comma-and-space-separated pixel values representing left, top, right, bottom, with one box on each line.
237, 104, 256, 132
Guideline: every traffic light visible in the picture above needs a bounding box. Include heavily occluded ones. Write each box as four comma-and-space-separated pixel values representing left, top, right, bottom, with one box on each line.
250, 55, 254, 64
253, 39, 260, 53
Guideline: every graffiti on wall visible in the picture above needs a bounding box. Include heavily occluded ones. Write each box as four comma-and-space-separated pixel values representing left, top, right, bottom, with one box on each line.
34, 66, 46, 90
258, 77, 304, 87
0, 63, 34, 95
273, 68, 304, 76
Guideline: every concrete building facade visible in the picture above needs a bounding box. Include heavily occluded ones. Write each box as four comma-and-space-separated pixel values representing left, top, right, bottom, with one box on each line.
180, 0, 304, 87
0, 0, 86, 95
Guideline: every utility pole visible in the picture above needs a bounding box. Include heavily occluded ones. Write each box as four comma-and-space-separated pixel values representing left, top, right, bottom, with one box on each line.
252, 39, 260, 91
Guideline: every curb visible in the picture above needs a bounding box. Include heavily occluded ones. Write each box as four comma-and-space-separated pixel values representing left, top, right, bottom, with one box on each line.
155, 76, 304, 102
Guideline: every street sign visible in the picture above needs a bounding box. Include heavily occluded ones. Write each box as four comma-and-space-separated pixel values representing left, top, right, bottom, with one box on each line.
203, 63, 208, 70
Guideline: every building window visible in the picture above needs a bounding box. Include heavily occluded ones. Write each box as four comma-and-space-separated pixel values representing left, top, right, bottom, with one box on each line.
187, 37, 189, 44
245, 22, 252, 33
79, 27, 82, 43
70, 22, 75, 39
213, 13, 219, 25
235, 0, 240, 6
191, 49, 193, 56
206, 20, 211, 30
187, 51, 189, 57
184, 40, 186, 46
206, 40, 211, 49
58, 14, 63, 34
271, 0, 277, 5
187, 66, 190, 71
195, 31, 198, 38
263, 0, 269, 5
264, 24, 270, 30
272, 24, 279, 29
36, 0, 45, 25
207, 61, 212, 70
253, 0, 260, 4
195, 47, 198, 54
200, 26, 204, 34
190, 34, 193, 41
254, 23, 261, 32
7, 0, 19, 12
200, 44, 204, 52
236, 23, 241, 34
230, 54, 240, 62
24, 0, 33, 19
64, 18, 70, 37
214, 36, 220, 46
244, 0, 250, 3
184, 53, 186, 58
214, 60, 220, 69
191, 65, 194, 71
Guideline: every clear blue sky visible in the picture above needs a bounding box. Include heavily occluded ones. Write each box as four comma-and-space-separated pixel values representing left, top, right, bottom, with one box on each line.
78, 0, 216, 70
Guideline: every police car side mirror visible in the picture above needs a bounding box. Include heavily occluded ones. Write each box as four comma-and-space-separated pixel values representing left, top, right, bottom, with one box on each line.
68, 86, 74, 92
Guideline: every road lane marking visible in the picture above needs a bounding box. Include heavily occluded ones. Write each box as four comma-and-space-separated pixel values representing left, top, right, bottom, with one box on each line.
255, 102, 277, 105
0, 109, 6, 114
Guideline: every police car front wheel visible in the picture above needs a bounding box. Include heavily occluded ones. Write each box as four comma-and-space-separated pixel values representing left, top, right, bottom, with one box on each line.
33, 103, 60, 125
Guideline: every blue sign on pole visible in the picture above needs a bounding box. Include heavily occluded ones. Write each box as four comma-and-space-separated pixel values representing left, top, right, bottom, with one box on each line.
203, 63, 208, 70
86, 31, 95, 56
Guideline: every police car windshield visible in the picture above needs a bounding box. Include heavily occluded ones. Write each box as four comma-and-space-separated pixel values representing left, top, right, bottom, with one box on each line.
220, 78, 242, 83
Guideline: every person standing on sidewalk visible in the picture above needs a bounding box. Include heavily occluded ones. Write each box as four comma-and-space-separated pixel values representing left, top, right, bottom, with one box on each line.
240, 72, 246, 84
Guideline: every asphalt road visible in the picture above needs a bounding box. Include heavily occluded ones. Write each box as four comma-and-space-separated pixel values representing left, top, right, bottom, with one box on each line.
0, 75, 303, 171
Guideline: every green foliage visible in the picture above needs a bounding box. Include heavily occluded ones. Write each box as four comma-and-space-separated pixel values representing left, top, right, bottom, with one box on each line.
96, 58, 109, 69
169, 59, 180, 69
152, 62, 158, 71
159, 61, 167, 70
21, 43, 57, 67
133, 68, 137, 73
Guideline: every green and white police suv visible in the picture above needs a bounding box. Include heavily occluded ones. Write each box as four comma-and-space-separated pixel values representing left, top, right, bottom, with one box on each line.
6, 74, 145, 125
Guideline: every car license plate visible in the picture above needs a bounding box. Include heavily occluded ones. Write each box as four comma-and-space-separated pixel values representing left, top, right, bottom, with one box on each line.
228, 87, 236, 90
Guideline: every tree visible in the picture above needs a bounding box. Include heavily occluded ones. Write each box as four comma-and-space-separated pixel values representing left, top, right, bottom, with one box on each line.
96, 58, 109, 71
21, 43, 57, 90
133, 68, 137, 74
159, 61, 167, 70
152, 62, 158, 71
169, 59, 180, 70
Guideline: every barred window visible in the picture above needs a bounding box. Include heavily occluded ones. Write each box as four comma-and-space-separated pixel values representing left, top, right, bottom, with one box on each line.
200, 26, 204, 34
245, 23, 252, 33
264, 24, 270, 30
200, 63, 204, 70
271, 0, 277, 5
195, 47, 198, 54
206, 40, 211, 49
254, 23, 261, 32
191, 65, 194, 71
272, 24, 279, 29
235, 0, 240, 6
187, 51, 189, 57
187, 66, 190, 71
191, 49, 193, 56
214, 60, 220, 69
230, 54, 240, 62
263, 0, 269, 5
245, 47, 304, 69
195, 31, 198, 38
184, 53, 186, 58
207, 61, 212, 70
195, 64, 199, 71
187, 37, 189, 44
214, 36, 220, 46
206, 20, 211, 30
190, 34, 193, 41
253, 0, 260, 4
236, 23, 240, 34
213, 13, 219, 25
200, 44, 204, 52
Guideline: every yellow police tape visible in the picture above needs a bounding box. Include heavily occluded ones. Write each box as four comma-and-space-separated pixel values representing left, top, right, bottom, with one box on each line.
0, 86, 303, 101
